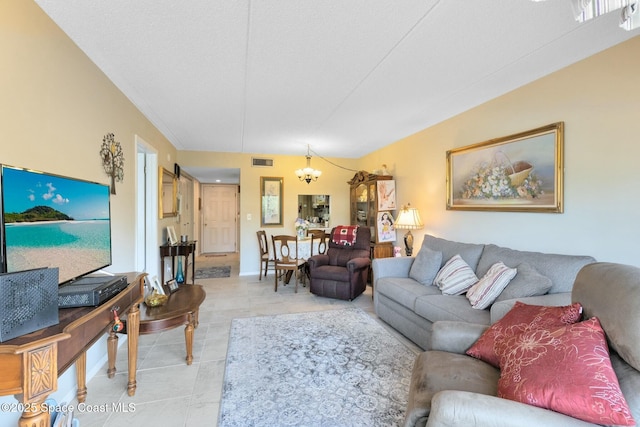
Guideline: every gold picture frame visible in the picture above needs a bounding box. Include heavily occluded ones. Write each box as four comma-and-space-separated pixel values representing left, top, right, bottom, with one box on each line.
260, 177, 283, 226
447, 122, 564, 213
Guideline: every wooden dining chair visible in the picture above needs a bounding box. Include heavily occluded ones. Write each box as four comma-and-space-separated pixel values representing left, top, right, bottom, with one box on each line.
308, 229, 327, 255
256, 230, 275, 280
271, 235, 307, 292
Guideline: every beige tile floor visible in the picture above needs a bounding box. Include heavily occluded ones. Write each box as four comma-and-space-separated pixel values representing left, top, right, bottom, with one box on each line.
73, 253, 420, 427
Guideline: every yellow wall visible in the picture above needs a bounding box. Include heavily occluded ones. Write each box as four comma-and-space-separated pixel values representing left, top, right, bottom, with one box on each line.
0, 1, 178, 418
1, 0, 178, 275
177, 150, 358, 274
360, 35, 640, 266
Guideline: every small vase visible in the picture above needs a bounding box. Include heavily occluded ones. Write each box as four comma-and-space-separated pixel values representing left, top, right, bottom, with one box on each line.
175, 257, 185, 284
297, 228, 306, 239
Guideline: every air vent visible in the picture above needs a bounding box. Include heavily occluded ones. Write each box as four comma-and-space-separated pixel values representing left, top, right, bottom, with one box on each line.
252, 157, 273, 167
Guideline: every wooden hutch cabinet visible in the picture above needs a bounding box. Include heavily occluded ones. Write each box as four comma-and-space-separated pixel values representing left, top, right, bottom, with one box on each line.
348, 171, 395, 260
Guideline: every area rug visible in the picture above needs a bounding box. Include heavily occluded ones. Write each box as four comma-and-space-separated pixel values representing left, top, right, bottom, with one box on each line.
219, 308, 417, 427
194, 265, 231, 279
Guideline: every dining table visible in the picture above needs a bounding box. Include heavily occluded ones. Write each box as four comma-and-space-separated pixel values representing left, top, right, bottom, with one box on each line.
272, 236, 329, 284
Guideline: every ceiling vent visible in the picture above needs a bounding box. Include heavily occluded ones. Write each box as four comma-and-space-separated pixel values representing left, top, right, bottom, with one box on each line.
252, 157, 273, 167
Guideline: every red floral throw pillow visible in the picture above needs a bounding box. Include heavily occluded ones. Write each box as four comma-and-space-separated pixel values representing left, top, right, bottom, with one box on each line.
497, 317, 635, 426
466, 301, 582, 367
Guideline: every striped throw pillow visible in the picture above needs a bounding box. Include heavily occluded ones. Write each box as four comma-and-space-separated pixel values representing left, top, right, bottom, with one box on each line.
434, 254, 479, 295
466, 262, 517, 309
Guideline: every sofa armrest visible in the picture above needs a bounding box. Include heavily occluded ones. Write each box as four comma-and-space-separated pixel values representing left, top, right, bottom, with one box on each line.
430, 321, 488, 354
490, 292, 572, 324
308, 254, 329, 269
346, 257, 371, 272
372, 257, 414, 281
426, 390, 595, 427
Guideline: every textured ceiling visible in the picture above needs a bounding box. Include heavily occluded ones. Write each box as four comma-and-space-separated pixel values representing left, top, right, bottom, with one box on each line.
35, 0, 639, 162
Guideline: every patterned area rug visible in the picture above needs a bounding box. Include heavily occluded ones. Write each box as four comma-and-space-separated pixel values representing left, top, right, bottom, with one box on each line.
219, 308, 417, 427
194, 266, 231, 279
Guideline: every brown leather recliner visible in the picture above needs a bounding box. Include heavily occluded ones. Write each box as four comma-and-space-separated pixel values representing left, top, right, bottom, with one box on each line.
308, 226, 371, 300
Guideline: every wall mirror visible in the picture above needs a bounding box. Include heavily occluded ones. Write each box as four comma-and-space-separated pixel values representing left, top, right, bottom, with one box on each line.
298, 194, 330, 228
159, 167, 177, 218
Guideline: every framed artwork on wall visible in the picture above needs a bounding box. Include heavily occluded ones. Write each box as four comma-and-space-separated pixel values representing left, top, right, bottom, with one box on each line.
377, 211, 396, 243
261, 176, 283, 226
377, 180, 396, 210
446, 122, 564, 213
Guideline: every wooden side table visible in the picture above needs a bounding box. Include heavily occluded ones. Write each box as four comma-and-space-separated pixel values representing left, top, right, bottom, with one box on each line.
159, 241, 197, 285
137, 284, 206, 365
0, 272, 145, 427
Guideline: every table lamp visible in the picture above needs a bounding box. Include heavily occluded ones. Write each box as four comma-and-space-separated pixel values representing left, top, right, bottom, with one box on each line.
394, 204, 424, 256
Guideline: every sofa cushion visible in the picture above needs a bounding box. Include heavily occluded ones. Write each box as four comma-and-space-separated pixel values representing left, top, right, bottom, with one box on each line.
434, 254, 479, 295
376, 277, 440, 310
422, 234, 485, 272
409, 246, 442, 286
573, 262, 640, 373
611, 352, 640, 423
466, 262, 517, 309
476, 244, 595, 294
404, 350, 500, 427
497, 317, 635, 426
415, 295, 491, 325
466, 301, 583, 368
495, 262, 552, 303
310, 264, 350, 282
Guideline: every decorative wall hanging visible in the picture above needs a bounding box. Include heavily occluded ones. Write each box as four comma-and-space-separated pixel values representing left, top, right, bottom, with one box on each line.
377, 179, 396, 210
261, 177, 283, 226
446, 122, 564, 213
100, 133, 124, 195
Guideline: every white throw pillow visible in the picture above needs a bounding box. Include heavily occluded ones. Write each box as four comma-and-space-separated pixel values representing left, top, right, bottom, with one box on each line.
466, 262, 517, 309
434, 254, 479, 295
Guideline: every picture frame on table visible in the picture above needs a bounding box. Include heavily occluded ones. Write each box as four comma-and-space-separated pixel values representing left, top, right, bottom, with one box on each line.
163, 279, 180, 294
446, 122, 564, 213
149, 276, 165, 295
167, 226, 178, 245
260, 176, 283, 226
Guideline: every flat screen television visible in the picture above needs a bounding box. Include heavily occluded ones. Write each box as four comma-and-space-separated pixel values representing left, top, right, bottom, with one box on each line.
0, 164, 112, 285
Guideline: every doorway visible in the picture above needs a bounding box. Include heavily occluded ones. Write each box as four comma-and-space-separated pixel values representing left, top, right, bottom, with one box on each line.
201, 184, 238, 253
135, 136, 159, 277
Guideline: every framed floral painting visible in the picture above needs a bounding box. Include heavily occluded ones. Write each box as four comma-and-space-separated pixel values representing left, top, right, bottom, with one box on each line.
446, 122, 564, 213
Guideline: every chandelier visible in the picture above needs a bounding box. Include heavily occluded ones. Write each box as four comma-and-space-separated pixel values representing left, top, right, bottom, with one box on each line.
295, 145, 322, 184
533, 0, 639, 30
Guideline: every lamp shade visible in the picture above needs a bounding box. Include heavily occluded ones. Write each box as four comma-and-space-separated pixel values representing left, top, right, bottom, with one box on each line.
395, 207, 423, 230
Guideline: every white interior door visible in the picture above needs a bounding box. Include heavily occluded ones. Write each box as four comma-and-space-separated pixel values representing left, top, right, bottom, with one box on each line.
202, 185, 237, 253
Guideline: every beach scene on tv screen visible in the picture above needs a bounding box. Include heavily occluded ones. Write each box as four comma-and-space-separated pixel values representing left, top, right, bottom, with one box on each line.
3, 167, 111, 284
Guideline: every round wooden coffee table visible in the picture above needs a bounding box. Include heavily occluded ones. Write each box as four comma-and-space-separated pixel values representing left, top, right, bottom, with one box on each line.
140, 284, 206, 365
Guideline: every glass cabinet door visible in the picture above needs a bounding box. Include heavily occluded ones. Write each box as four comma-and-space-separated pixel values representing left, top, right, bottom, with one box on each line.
355, 183, 368, 227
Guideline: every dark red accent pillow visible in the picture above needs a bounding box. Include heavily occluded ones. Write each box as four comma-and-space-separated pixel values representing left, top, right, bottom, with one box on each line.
497, 317, 635, 426
466, 301, 582, 367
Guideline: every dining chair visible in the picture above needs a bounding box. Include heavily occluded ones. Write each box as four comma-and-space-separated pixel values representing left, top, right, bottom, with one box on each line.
256, 230, 275, 280
308, 229, 327, 255
271, 235, 307, 292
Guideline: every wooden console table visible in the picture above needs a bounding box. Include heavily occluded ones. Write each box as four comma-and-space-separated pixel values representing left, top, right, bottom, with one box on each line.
137, 284, 206, 365
0, 272, 145, 427
160, 241, 197, 285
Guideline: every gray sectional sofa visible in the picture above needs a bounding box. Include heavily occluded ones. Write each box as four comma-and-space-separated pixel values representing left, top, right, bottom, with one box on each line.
372, 234, 596, 350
